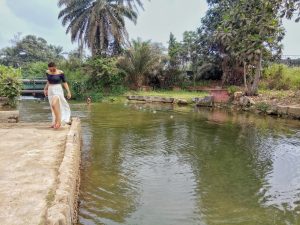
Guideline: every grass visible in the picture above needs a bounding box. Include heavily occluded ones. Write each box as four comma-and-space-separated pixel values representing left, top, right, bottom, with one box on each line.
125, 90, 209, 99
261, 64, 300, 90
258, 89, 294, 99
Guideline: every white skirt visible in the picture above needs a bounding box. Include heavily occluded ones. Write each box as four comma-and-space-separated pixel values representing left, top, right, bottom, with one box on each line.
48, 84, 71, 125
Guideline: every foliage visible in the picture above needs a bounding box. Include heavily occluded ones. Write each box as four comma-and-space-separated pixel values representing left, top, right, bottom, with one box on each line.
21, 61, 48, 79
276, 0, 300, 22
212, 0, 284, 95
0, 65, 22, 107
58, 0, 144, 10
168, 33, 182, 69
255, 102, 271, 113
118, 39, 166, 89
184, 0, 300, 94
84, 57, 125, 88
0, 34, 64, 67
227, 86, 240, 95
61, 67, 88, 100
58, 0, 139, 56
261, 64, 300, 90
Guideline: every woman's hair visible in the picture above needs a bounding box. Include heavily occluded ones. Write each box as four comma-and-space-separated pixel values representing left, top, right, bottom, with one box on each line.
48, 62, 56, 67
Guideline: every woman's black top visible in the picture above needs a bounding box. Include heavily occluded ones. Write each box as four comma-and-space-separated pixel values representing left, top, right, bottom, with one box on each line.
46, 73, 66, 84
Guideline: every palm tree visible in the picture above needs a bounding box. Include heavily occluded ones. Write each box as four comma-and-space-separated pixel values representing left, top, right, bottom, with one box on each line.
116, 0, 144, 11
58, 0, 138, 56
58, 0, 143, 10
118, 39, 164, 89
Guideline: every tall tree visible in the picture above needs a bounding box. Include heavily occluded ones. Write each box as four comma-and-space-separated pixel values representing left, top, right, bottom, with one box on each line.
58, 0, 138, 56
190, 0, 300, 91
0, 35, 64, 67
58, 0, 144, 10
118, 38, 165, 89
214, 0, 285, 95
168, 32, 181, 69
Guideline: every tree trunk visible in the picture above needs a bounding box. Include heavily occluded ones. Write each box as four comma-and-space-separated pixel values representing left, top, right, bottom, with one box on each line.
249, 53, 262, 96
243, 61, 248, 93
221, 56, 229, 87
134, 75, 144, 90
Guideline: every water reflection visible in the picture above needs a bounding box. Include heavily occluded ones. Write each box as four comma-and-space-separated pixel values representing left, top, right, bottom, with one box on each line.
18, 101, 300, 225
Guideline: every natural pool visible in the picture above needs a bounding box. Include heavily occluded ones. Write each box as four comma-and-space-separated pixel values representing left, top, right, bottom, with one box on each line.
19, 100, 300, 225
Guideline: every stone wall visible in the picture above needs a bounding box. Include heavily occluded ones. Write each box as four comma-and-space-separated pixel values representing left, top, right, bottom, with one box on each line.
46, 118, 82, 225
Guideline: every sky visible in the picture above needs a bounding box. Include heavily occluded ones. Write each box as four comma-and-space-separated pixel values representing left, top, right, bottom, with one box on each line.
0, 0, 299, 57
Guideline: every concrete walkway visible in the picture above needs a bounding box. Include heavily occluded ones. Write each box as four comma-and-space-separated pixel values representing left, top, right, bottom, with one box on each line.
0, 120, 81, 225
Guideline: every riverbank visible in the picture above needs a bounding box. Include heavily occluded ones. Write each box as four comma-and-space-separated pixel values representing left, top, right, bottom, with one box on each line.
121, 89, 300, 120
0, 118, 81, 225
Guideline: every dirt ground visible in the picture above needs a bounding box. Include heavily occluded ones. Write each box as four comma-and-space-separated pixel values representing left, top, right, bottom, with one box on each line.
0, 123, 70, 225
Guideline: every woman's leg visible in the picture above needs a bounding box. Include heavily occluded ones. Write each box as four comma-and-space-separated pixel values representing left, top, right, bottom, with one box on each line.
51, 96, 61, 128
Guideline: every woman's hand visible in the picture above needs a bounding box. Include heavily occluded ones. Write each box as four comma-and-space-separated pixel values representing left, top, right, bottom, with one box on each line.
44, 89, 48, 96
67, 92, 72, 99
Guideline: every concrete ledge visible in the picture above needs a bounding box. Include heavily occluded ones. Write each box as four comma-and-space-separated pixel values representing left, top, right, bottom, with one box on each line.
46, 118, 82, 225
0, 110, 19, 123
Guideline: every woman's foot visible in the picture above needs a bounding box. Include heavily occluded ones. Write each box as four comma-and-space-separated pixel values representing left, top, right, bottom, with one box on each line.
54, 122, 61, 129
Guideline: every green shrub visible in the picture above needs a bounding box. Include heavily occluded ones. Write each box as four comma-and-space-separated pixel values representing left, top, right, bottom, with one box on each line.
21, 61, 48, 79
0, 65, 22, 107
227, 85, 240, 95
58, 57, 126, 101
262, 64, 300, 90
255, 102, 270, 113
84, 57, 126, 93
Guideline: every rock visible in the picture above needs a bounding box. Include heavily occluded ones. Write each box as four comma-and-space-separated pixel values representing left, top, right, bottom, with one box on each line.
127, 96, 175, 103
162, 97, 175, 103
288, 105, 300, 119
266, 105, 278, 115
249, 98, 256, 105
144, 96, 152, 102
0, 110, 19, 123
195, 96, 214, 107
233, 91, 243, 101
177, 99, 188, 105
239, 96, 255, 107
127, 96, 145, 101
192, 97, 200, 103
239, 96, 250, 106
266, 109, 275, 115
277, 105, 289, 115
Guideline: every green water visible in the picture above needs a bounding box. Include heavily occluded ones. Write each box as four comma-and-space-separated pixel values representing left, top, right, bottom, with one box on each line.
19, 100, 300, 225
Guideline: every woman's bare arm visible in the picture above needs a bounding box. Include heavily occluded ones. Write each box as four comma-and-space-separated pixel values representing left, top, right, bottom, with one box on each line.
44, 81, 49, 96
62, 82, 72, 99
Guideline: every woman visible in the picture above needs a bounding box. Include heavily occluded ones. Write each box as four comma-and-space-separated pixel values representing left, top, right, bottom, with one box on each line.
44, 62, 71, 129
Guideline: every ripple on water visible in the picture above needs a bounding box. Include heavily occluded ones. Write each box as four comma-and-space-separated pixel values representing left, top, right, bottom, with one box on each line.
18, 101, 300, 225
